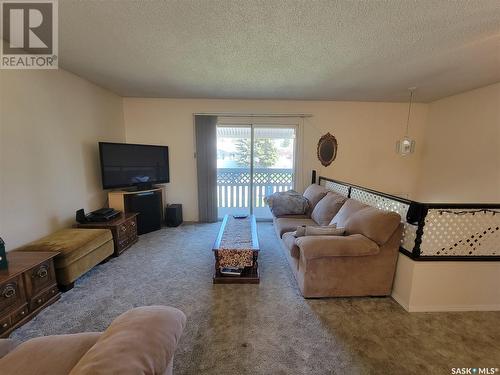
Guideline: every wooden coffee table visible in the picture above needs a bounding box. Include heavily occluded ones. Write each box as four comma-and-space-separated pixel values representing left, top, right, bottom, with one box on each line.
212, 215, 260, 284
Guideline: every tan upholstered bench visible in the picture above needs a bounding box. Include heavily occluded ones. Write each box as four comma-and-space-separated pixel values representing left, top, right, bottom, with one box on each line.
14, 228, 113, 291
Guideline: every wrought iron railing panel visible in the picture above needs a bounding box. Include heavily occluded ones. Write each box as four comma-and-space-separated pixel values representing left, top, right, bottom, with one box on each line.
402, 224, 418, 253
420, 208, 500, 256
318, 176, 500, 261
350, 188, 410, 218
322, 180, 350, 197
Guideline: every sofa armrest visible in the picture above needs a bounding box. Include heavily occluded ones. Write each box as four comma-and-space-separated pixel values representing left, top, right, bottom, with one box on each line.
296, 234, 380, 260
0, 339, 17, 359
69, 306, 186, 375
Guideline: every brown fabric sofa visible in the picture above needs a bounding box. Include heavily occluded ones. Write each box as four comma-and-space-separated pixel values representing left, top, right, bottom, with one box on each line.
14, 228, 114, 290
274, 184, 402, 298
0, 306, 186, 375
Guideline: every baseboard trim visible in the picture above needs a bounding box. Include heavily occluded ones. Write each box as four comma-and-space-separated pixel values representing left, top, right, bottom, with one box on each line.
391, 293, 500, 312
406, 304, 500, 312
391, 292, 410, 312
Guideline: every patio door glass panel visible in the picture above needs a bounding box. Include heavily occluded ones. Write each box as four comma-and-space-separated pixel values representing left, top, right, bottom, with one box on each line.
217, 126, 251, 218
217, 125, 296, 219
252, 127, 296, 219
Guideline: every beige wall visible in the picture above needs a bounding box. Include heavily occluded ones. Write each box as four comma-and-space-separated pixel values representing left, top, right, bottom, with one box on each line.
393, 84, 500, 311
416, 82, 500, 203
392, 254, 500, 312
0, 69, 125, 250
123, 99, 428, 221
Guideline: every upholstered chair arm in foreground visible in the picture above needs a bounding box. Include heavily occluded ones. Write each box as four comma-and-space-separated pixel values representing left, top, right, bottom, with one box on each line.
69, 306, 187, 375
296, 234, 380, 260
0, 339, 17, 359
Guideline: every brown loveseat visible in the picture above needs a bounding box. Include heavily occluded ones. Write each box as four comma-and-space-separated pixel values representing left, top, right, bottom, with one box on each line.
274, 184, 402, 298
0, 306, 186, 375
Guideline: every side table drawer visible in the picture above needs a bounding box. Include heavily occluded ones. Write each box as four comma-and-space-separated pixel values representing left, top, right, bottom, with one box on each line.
0, 315, 11, 335
127, 219, 137, 236
29, 286, 59, 311
118, 222, 128, 238
116, 218, 138, 254
0, 277, 25, 313
117, 219, 137, 239
11, 304, 29, 325
118, 236, 130, 251
27, 260, 56, 297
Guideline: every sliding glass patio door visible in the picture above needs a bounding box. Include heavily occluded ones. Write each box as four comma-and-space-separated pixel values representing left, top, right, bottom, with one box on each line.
216, 125, 296, 220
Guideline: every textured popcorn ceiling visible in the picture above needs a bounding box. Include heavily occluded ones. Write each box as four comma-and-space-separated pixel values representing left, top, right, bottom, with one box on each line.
59, 0, 500, 102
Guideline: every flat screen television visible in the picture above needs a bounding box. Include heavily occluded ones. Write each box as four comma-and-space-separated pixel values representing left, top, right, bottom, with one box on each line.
99, 142, 169, 190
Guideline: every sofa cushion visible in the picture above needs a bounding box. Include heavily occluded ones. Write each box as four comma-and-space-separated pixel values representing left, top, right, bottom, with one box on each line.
296, 234, 380, 259
311, 192, 347, 225
274, 217, 317, 238
69, 306, 186, 375
329, 198, 368, 227
282, 232, 300, 259
0, 333, 101, 375
14, 229, 113, 268
345, 206, 401, 246
302, 184, 328, 214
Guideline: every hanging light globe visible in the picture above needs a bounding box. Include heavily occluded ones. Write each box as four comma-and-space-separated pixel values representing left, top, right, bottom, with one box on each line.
396, 136, 415, 156
396, 88, 416, 156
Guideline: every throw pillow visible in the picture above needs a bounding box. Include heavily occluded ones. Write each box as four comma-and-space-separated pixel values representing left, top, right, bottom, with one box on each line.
302, 184, 328, 214
311, 192, 347, 226
329, 198, 368, 227
294, 226, 307, 237
265, 190, 309, 217
305, 226, 345, 236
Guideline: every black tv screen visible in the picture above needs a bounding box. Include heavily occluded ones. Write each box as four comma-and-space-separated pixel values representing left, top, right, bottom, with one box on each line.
99, 142, 170, 189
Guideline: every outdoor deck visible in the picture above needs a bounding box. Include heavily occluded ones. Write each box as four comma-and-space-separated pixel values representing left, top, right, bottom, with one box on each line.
217, 168, 293, 219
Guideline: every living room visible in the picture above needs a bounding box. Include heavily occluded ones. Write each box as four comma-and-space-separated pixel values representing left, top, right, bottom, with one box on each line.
1, 1, 499, 374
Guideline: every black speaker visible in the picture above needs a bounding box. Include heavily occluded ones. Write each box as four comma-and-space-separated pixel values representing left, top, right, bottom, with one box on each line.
126, 192, 162, 234
76, 208, 87, 224
311, 170, 317, 184
0, 237, 8, 270
166, 204, 183, 227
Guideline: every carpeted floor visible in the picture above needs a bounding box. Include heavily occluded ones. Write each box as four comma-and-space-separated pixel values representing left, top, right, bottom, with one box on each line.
11, 222, 500, 374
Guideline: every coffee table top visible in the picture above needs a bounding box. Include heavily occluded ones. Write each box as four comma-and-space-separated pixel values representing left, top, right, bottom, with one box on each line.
213, 214, 259, 252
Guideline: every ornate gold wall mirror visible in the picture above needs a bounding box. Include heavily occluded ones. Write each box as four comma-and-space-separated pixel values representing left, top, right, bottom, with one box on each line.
317, 133, 338, 167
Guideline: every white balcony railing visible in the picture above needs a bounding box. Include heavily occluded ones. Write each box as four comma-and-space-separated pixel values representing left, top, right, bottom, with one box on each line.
217, 168, 293, 214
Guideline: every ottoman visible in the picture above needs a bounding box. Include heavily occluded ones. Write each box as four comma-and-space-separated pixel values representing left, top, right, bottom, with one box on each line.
14, 228, 113, 291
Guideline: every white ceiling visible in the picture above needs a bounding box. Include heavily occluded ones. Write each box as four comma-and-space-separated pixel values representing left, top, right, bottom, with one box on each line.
59, 0, 500, 102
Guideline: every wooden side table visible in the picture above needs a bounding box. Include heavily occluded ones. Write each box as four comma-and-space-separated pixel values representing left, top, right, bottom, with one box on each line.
75, 213, 139, 256
0, 252, 60, 338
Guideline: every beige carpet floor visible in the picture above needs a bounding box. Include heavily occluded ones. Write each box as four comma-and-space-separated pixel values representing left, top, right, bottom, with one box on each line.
11, 222, 500, 374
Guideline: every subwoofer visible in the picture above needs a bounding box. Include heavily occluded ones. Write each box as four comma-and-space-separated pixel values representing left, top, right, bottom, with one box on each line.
165, 204, 183, 227
125, 192, 162, 234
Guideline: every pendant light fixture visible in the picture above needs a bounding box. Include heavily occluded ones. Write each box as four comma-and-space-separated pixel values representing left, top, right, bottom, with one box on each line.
396, 87, 416, 156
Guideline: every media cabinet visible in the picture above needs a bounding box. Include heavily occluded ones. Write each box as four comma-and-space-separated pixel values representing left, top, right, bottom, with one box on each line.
108, 186, 166, 235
